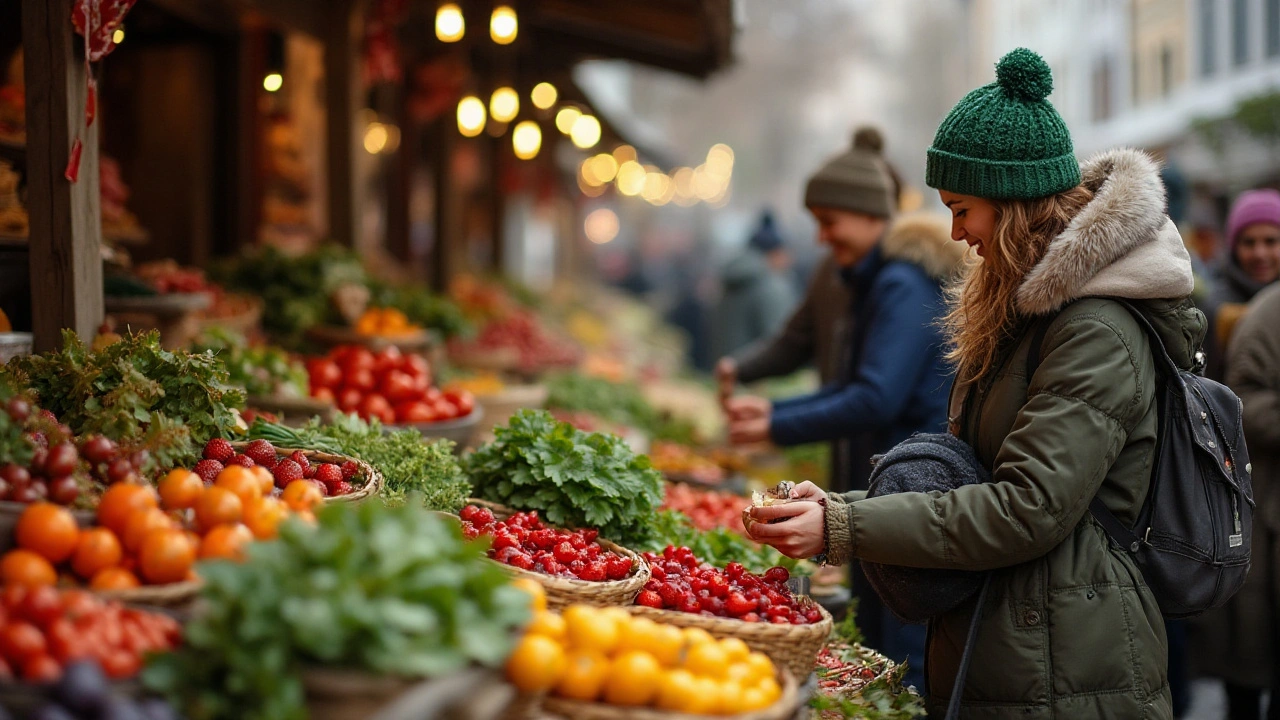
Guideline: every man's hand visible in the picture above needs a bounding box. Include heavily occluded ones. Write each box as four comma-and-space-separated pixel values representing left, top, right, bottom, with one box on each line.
715, 357, 738, 408
744, 501, 826, 558
725, 395, 772, 445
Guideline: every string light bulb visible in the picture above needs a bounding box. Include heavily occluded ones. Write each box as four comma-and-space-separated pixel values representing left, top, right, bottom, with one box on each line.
570, 114, 601, 149
263, 73, 283, 92
531, 82, 558, 110
436, 3, 465, 42
512, 121, 542, 160
555, 107, 581, 135
457, 96, 486, 137
490, 87, 520, 123
490, 6, 518, 45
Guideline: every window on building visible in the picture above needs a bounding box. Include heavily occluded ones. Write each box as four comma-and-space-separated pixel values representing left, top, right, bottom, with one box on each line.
1201, 0, 1218, 75
1267, 0, 1280, 57
1233, 0, 1251, 66
1092, 57, 1114, 123
1161, 45, 1175, 96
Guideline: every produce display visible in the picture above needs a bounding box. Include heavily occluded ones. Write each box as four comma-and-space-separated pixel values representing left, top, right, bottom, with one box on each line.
131, 261, 214, 295
196, 437, 360, 497
368, 281, 471, 339
2, 331, 244, 470
810, 615, 925, 720
634, 545, 821, 625
244, 416, 470, 511
642, 510, 803, 578
192, 329, 309, 400
464, 411, 663, 546
443, 372, 505, 397
650, 442, 728, 485
23, 660, 182, 720
545, 374, 695, 445
459, 505, 635, 582
143, 501, 530, 720
306, 345, 474, 425
449, 311, 579, 371
661, 484, 745, 534
506, 591, 784, 714
353, 307, 421, 337
0, 587, 180, 682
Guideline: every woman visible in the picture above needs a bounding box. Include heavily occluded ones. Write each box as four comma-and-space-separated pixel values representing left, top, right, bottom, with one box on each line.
1204, 188, 1280, 380
748, 48, 1199, 719
1197, 284, 1280, 720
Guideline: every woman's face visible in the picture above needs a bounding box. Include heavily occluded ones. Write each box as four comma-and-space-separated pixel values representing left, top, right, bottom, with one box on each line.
1235, 222, 1280, 285
940, 191, 998, 258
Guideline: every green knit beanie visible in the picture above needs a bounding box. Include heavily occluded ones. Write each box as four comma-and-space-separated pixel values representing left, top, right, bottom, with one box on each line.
804, 126, 895, 218
926, 48, 1081, 200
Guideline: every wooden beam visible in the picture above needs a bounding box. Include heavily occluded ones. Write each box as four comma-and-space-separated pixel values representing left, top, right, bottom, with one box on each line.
23, 0, 103, 352
325, 0, 364, 248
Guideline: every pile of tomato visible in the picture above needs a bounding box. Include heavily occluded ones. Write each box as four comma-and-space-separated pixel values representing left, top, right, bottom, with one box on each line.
635, 546, 822, 625
306, 345, 475, 425
459, 506, 634, 583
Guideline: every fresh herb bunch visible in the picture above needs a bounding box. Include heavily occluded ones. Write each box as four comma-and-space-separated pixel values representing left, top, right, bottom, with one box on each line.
143, 502, 530, 720
244, 415, 471, 512
545, 373, 658, 432
210, 245, 366, 346
640, 509, 806, 577
3, 330, 244, 468
192, 328, 309, 398
368, 281, 472, 339
464, 410, 663, 546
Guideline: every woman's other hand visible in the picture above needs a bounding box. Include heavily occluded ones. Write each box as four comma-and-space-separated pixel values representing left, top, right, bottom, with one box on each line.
745, 501, 826, 558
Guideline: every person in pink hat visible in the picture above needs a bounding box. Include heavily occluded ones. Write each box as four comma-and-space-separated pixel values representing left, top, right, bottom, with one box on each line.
1203, 188, 1280, 380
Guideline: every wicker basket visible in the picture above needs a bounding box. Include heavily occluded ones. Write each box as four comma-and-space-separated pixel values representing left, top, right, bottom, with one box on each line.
229, 443, 382, 504
541, 668, 800, 720
304, 666, 514, 720
93, 578, 204, 609
627, 603, 832, 680
462, 499, 650, 610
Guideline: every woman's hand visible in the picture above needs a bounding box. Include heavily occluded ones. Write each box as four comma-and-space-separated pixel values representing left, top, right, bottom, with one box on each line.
744, 501, 826, 559
788, 481, 827, 502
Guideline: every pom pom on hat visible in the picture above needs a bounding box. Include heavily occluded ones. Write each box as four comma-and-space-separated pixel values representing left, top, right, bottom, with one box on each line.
995, 47, 1054, 102
852, 126, 884, 155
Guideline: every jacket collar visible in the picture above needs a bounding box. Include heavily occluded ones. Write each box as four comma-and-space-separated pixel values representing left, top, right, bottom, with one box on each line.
1015, 148, 1195, 316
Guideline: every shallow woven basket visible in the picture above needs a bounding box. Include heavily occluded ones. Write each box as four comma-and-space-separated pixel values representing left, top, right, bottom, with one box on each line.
541, 668, 799, 720
230, 443, 382, 504
93, 578, 204, 609
628, 603, 833, 680
463, 499, 650, 610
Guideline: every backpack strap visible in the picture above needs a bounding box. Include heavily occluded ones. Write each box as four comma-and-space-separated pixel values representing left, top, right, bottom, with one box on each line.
944, 573, 992, 720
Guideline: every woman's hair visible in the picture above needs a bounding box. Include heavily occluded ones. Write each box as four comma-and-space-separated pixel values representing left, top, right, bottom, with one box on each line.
943, 185, 1095, 381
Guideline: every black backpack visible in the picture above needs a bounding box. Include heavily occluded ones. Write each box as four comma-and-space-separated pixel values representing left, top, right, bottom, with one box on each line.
1026, 298, 1254, 618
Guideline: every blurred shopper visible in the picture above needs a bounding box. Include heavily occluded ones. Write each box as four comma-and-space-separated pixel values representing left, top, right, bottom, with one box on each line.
724, 129, 963, 688
1204, 189, 1280, 380
1194, 283, 1280, 720
746, 49, 1198, 718
712, 211, 797, 360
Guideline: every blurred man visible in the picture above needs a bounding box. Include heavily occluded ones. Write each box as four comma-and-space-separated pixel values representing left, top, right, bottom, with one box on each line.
712, 211, 797, 361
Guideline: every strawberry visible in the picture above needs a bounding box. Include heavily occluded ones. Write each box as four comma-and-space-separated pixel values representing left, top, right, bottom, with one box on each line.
340, 460, 360, 480
202, 438, 235, 464
288, 451, 310, 476
227, 454, 255, 468
244, 439, 278, 468
636, 590, 663, 608
271, 459, 303, 488
193, 459, 223, 484
303, 464, 317, 479
314, 464, 343, 486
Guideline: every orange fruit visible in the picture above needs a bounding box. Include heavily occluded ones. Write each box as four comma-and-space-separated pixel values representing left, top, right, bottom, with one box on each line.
602, 651, 662, 706
214, 466, 262, 505
121, 507, 175, 554
138, 529, 196, 585
563, 605, 619, 655
505, 633, 566, 693
683, 639, 729, 679
157, 469, 203, 510
281, 480, 322, 512
96, 483, 158, 535
644, 623, 685, 667
555, 650, 609, 701
0, 550, 57, 587
194, 486, 243, 533
251, 467, 275, 495
656, 668, 702, 712
510, 578, 547, 613
242, 497, 288, 540
199, 523, 253, 561
89, 567, 140, 591
16, 503, 81, 564
71, 527, 123, 580
526, 611, 567, 642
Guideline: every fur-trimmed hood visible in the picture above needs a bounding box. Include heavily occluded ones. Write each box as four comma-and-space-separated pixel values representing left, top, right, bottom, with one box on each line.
882, 211, 966, 281
1016, 148, 1195, 315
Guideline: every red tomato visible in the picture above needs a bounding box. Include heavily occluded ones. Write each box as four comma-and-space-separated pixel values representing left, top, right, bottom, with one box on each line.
21, 653, 60, 682
403, 354, 432, 384
360, 394, 395, 425
18, 586, 62, 628
100, 649, 139, 679
338, 347, 376, 375
312, 387, 336, 404
379, 370, 421, 403
0, 622, 46, 664
445, 390, 475, 416
395, 402, 437, 424
424, 387, 443, 404
346, 367, 375, 392
0, 657, 11, 680
306, 358, 343, 389
46, 619, 88, 663
433, 399, 459, 420
59, 590, 98, 620
337, 388, 364, 413
373, 346, 403, 374
1, 586, 26, 612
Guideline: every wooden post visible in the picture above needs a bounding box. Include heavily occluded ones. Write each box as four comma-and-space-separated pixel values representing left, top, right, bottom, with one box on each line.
430, 119, 455, 292
325, 0, 363, 248
23, 0, 103, 352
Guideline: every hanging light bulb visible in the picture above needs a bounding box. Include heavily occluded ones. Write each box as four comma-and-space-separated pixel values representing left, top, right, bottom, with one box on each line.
112, 26, 125, 44
531, 82, 558, 110
263, 73, 283, 92
570, 114, 601, 149
457, 96, 486, 137
490, 6, 518, 45
490, 87, 519, 123
512, 121, 542, 160
555, 107, 581, 135
436, 3, 465, 42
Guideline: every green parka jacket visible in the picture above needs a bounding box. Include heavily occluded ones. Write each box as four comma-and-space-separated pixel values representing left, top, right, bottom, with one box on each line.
824, 149, 1205, 719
